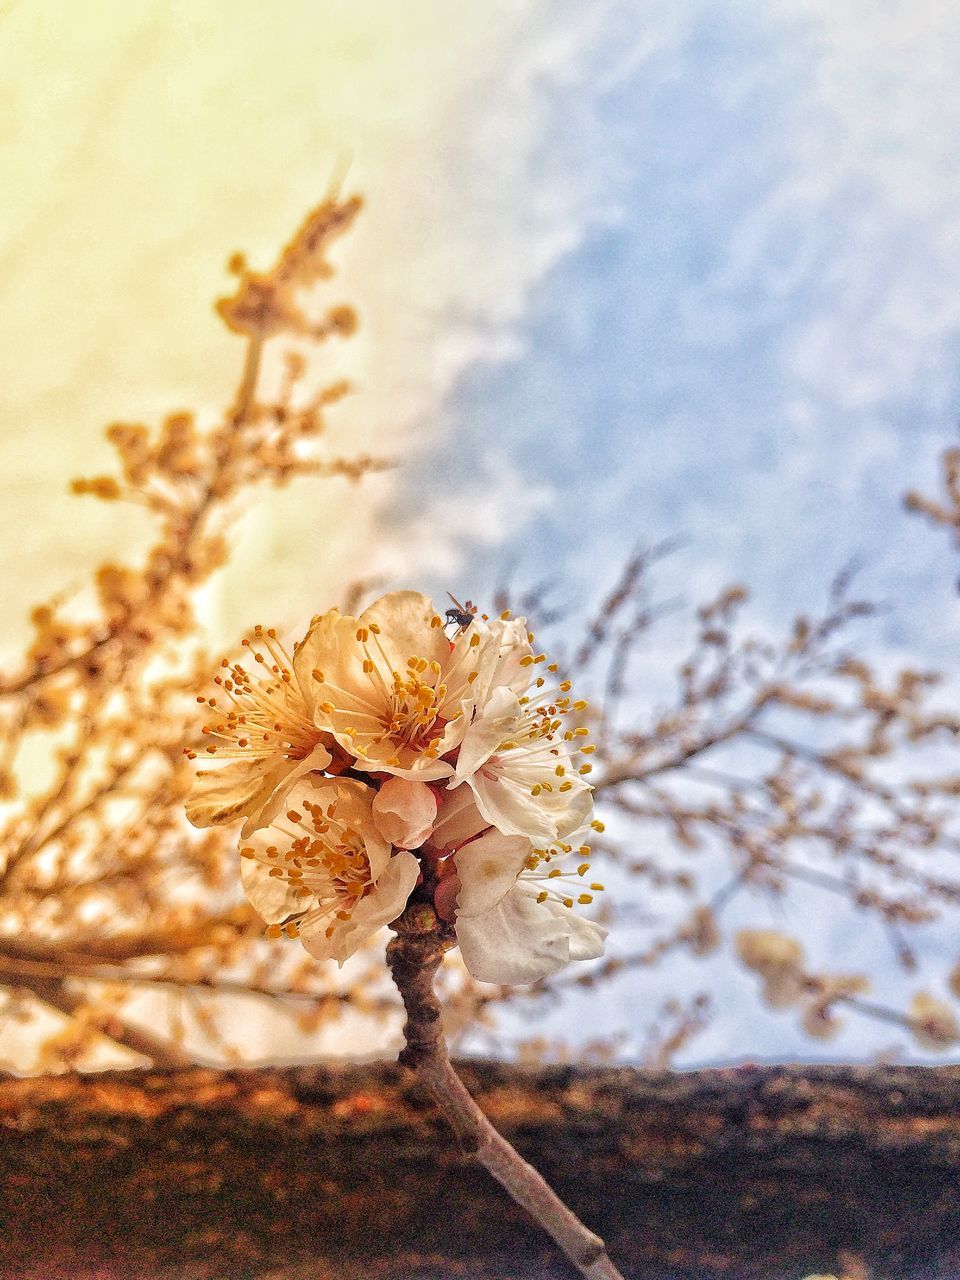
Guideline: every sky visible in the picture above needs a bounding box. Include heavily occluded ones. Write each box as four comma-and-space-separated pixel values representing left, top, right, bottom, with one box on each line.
387, 1, 960, 649
2, 0, 960, 1065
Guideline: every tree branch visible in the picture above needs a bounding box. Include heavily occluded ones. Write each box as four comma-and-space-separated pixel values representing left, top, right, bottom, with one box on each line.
386, 902, 627, 1280
11, 972, 192, 1068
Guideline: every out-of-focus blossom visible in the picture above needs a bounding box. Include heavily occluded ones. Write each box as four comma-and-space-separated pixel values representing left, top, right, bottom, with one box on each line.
910, 992, 960, 1049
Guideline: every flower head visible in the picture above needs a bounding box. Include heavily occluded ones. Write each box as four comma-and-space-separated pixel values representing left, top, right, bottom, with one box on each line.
186, 626, 332, 837
240, 776, 419, 964
451, 678, 594, 843
451, 819, 608, 984
294, 591, 501, 780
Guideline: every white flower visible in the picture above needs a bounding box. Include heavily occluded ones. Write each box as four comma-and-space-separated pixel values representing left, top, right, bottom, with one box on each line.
449, 683, 594, 843
456, 879, 607, 984
472, 615, 536, 700
453, 824, 607, 984
293, 591, 502, 781
186, 626, 332, 837
185, 590, 608, 986
239, 776, 419, 965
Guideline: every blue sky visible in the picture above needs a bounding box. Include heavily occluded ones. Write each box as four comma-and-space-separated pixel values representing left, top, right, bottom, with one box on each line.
377, 0, 960, 1063
385, 2, 960, 664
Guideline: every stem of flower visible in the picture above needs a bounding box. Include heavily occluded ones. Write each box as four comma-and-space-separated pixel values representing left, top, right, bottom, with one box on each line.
386, 902, 628, 1280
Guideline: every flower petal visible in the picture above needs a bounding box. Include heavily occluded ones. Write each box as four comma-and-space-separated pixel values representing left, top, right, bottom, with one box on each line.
186, 760, 271, 829
240, 852, 307, 923
300, 849, 420, 965
429, 787, 490, 852
351, 744, 455, 783
437, 617, 500, 712
483, 616, 536, 697
456, 880, 606, 984
454, 685, 520, 780
359, 591, 449, 670
321, 776, 392, 879
239, 743, 334, 838
293, 609, 374, 715
466, 768, 560, 842
186, 745, 331, 837
454, 827, 531, 917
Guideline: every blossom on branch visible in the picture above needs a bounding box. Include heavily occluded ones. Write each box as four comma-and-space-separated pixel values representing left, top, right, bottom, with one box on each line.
293, 590, 497, 780
451, 683, 594, 842
187, 590, 606, 980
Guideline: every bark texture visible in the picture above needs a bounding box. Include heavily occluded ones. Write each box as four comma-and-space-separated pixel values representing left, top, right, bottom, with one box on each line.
1, 1061, 959, 1280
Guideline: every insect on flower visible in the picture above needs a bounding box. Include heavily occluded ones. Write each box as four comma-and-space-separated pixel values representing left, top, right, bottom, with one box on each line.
444, 593, 478, 632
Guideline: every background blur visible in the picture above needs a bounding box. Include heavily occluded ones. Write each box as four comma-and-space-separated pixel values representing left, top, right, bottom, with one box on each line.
2, 0, 960, 1067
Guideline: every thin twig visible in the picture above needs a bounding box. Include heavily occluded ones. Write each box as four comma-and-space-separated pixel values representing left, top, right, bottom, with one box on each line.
15, 973, 192, 1068
386, 901, 627, 1280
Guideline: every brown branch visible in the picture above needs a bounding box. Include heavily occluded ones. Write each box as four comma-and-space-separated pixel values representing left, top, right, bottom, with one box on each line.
11, 972, 192, 1068
0, 914, 253, 967
0, 754, 145, 893
233, 332, 264, 423
0, 629, 116, 697
0, 949, 398, 1016
596, 692, 773, 792
386, 902, 627, 1280
0, 329, 265, 703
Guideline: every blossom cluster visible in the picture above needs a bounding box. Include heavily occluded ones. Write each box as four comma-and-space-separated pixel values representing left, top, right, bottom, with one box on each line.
186, 591, 606, 983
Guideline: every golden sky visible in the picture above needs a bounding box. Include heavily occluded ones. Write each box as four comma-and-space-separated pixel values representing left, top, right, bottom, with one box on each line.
0, 0, 593, 1064
0, 0, 551, 652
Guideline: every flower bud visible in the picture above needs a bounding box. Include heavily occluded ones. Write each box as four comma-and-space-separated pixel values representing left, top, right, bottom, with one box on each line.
372, 777, 438, 849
